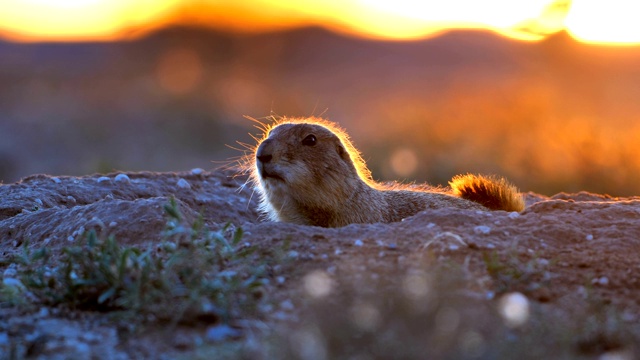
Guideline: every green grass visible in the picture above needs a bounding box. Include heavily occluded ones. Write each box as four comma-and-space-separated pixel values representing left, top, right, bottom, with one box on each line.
3, 198, 270, 325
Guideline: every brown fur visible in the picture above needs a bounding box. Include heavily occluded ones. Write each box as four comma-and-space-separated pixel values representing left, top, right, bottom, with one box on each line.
248, 117, 524, 227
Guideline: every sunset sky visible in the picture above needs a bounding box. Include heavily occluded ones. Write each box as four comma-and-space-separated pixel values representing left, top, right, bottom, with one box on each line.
1, 0, 640, 45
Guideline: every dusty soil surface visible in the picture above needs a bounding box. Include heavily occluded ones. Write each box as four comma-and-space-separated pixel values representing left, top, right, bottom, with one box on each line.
1, 170, 640, 359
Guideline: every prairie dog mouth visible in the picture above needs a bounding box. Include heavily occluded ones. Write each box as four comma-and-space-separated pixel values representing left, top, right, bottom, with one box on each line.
258, 163, 285, 182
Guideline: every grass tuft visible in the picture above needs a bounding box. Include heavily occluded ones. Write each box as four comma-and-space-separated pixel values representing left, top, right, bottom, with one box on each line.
6, 198, 269, 325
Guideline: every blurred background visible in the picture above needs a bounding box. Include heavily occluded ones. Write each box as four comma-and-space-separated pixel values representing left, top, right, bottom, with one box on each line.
2, 0, 640, 196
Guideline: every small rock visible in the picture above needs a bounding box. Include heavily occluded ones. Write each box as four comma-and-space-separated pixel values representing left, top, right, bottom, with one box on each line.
334, 248, 342, 255
109, 221, 118, 227
97, 176, 111, 183
0, 332, 8, 346
37, 307, 50, 318
280, 299, 294, 310
3, 278, 25, 291
3, 267, 17, 279
114, 173, 130, 183
473, 225, 491, 235
191, 168, 205, 175
427, 223, 436, 228
51, 177, 62, 184
205, 325, 242, 342
592, 276, 609, 286
508, 212, 520, 219
287, 250, 299, 258
354, 239, 364, 247
276, 276, 286, 284
585, 234, 594, 241
177, 178, 191, 189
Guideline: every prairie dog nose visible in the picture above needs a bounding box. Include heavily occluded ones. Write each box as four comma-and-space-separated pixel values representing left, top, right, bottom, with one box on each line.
256, 139, 273, 163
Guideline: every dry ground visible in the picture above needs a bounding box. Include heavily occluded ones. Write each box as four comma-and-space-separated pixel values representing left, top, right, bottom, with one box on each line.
1, 170, 639, 359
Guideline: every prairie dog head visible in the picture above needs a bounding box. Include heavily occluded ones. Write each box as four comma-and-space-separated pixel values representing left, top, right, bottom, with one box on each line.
252, 118, 371, 223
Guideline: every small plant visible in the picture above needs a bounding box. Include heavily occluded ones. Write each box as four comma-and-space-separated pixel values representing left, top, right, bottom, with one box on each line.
482, 250, 550, 295
9, 198, 269, 324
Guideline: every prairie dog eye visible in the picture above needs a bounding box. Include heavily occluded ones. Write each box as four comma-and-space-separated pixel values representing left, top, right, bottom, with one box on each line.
302, 134, 317, 146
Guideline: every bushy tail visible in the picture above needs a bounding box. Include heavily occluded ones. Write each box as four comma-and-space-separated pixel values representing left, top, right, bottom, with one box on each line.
449, 174, 525, 212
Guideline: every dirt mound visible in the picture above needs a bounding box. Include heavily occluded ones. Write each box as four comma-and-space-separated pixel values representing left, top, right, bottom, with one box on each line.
1, 170, 639, 359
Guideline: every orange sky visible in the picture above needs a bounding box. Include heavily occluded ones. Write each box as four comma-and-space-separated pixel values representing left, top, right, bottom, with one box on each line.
1, 0, 640, 45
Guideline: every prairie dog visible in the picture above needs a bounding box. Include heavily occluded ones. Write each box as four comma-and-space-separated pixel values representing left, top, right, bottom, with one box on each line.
250, 117, 524, 227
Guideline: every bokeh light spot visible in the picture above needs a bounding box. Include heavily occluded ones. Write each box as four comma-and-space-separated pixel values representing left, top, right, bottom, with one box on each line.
402, 272, 431, 300
290, 327, 327, 360
156, 48, 203, 95
349, 301, 381, 331
389, 147, 418, 178
498, 292, 530, 327
303, 270, 334, 298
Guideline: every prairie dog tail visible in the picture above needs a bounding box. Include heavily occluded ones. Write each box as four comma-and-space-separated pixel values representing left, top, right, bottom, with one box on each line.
449, 174, 525, 212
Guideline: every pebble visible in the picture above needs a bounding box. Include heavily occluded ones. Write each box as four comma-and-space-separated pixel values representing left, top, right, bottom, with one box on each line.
537, 258, 549, 266
287, 250, 299, 258
191, 168, 205, 175
280, 299, 294, 310
585, 234, 594, 241
508, 211, 520, 219
334, 248, 342, 255
97, 176, 111, 183
3, 278, 25, 290
205, 325, 242, 342
592, 276, 609, 286
473, 225, 491, 235
3, 267, 17, 279
276, 276, 286, 284
51, 177, 62, 184
354, 239, 364, 247
0, 332, 8, 346
109, 221, 118, 227
114, 173, 130, 183
38, 307, 50, 317
177, 178, 191, 189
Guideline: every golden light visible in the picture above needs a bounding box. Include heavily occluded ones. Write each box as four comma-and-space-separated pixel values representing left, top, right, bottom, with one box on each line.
0, 0, 640, 46
0, 0, 178, 41
564, 0, 640, 45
